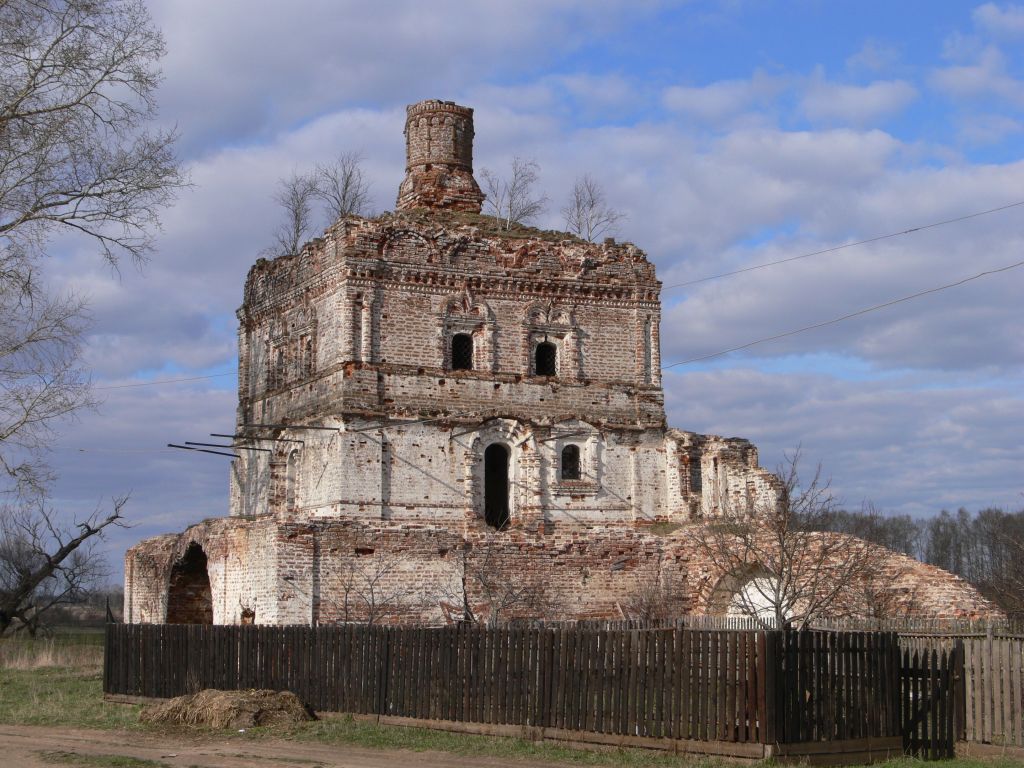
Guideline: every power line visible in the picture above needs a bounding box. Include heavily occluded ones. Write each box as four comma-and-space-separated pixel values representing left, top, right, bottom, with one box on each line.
84, 201, 1024, 390
94, 372, 234, 390
661, 258, 1024, 369
661, 200, 1024, 292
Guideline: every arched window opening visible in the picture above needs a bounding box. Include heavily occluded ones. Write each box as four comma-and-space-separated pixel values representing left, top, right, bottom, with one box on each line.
535, 341, 557, 376
451, 333, 474, 371
560, 444, 581, 481
483, 443, 510, 530
166, 543, 213, 624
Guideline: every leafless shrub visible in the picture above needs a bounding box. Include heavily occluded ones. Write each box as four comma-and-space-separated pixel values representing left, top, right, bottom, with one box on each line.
623, 555, 687, 623
336, 549, 420, 626
695, 449, 886, 629
562, 174, 624, 242
315, 151, 371, 220
481, 157, 547, 230
439, 536, 552, 626
265, 170, 320, 257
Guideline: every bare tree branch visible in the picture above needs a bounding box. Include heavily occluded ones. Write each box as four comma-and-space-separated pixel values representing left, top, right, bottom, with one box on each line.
264, 170, 318, 257
0, 0, 187, 268
695, 449, 887, 629
0, 493, 127, 635
335, 549, 420, 626
481, 157, 546, 231
0, 2, 182, 635
438, 536, 552, 626
561, 174, 624, 242
315, 151, 370, 221
623, 553, 687, 623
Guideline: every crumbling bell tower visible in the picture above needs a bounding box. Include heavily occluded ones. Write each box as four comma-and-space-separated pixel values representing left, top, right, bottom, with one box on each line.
396, 99, 484, 213
123, 100, 997, 629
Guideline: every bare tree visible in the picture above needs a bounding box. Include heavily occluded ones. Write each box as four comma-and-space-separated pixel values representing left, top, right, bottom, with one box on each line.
315, 151, 371, 220
0, 0, 185, 267
623, 555, 687, 623
0, 0, 182, 633
266, 170, 319, 257
440, 536, 552, 626
695, 450, 883, 629
0, 495, 127, 635
481, 157, 547, 230
0, 280, 93, 497
336, 550, 420, 626
561, 174, 624, 242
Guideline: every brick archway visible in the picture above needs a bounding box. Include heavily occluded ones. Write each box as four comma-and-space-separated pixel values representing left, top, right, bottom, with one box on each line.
166, 542, 213, 624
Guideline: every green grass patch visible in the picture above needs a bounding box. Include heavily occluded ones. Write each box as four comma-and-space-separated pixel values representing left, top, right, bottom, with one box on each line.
255, 716, 733, 767
0, 666, 140, 730
38, 751, 170, 767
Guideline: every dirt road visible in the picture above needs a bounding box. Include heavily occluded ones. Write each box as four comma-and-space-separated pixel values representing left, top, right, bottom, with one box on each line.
0, 724, 568, 768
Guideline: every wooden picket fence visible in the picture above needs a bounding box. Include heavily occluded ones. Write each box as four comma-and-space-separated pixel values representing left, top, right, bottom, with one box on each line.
901, 646, 960, 760
106, 623, 908, 758
962, 637, 1024, 747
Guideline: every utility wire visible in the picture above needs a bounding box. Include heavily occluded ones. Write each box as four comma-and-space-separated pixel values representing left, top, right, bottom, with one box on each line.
661, 200, 1024, 291
661, 258, 1024, 369
86, 201, 1024, 389
95, 372, 234, 390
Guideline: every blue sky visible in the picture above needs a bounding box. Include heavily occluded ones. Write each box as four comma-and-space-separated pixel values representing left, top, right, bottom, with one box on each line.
39, 0, 1023, 580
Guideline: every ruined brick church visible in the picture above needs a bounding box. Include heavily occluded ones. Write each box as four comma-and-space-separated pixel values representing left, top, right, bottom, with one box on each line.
125, 100, 994, 626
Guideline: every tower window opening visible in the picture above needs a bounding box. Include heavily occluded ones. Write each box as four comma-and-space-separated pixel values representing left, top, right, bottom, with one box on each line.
561, 444, 581, 481
483, 443, 510, 530
535, 341, 557, 376
452, 333, 474, 371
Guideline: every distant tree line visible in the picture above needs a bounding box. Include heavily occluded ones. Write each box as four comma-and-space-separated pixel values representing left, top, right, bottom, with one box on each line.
810, 506, 1024, 619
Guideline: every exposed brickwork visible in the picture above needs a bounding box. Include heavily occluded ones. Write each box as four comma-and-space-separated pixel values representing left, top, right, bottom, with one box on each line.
125, 100, 999, 625
165, 543, 213, 624
396, 100, 484, 213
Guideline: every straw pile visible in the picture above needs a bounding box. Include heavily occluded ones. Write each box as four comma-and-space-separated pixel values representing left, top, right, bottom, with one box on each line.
140, 689, 316, 729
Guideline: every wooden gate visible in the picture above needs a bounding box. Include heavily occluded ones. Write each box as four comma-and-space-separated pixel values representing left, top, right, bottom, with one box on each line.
901, 642, 962, 759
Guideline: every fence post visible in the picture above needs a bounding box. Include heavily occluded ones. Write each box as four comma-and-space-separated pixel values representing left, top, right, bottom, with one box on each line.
763, 630, 778, 745
953, 638, 966, 742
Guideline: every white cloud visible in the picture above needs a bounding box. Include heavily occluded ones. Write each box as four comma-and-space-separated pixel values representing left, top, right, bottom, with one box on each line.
662, 71, 785, 122
666, 368, 1024, 517
800, 75, 917, 124
932, 45, 1024, 105
973, 3, 1024, 37
846, 39, 901, 73
958, 112, 1024, 144
147, 0, 662, 157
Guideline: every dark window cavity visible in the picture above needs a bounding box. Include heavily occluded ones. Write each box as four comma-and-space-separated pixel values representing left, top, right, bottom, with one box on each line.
561, 444, 581, 481
535, 341, 557, 376
484, 443, 510, 530
452, 333, 474, 370
688, 456, 702, 494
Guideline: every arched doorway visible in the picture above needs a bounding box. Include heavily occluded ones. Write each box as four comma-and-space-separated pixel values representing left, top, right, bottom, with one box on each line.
484, 443, 510, 529
166, 543, 213, 624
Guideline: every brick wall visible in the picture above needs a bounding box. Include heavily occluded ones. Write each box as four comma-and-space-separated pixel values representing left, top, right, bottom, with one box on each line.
125, 516, 1000, 626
